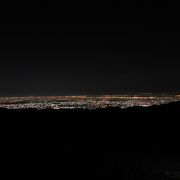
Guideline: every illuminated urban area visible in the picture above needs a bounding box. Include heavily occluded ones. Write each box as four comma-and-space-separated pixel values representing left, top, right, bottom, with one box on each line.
0, 94, 180, 110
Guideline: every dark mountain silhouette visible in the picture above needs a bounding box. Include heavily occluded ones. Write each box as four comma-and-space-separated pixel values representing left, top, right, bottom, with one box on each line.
0, 101, 180, 179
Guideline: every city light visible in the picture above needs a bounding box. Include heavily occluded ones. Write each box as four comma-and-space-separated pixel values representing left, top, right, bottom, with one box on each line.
0, 94, 179, 110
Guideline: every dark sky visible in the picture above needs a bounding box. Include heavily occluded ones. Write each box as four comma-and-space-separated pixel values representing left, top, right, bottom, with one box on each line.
0, 1, 179, 96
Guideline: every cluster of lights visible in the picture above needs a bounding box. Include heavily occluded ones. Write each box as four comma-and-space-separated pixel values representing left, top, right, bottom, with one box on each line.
0, 95, 179, 110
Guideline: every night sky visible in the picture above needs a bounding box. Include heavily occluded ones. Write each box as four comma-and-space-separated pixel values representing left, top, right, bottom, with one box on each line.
0, 1, 179, 96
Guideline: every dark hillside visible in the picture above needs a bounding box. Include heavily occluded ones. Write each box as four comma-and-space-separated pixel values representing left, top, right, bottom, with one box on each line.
0, 101, 180, 179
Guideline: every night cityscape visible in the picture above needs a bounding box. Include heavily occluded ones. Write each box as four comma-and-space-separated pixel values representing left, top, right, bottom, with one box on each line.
1, 1, 180, 179
0, 94, 180, 110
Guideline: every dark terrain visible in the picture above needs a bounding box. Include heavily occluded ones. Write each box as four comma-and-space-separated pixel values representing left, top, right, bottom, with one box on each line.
1, 101, 180, 179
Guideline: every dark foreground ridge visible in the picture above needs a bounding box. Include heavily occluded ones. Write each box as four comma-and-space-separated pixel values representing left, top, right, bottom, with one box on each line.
1, 101, 180, 179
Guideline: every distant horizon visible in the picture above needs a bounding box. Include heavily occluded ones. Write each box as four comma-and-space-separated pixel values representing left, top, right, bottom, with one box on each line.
0, 92, 180, 98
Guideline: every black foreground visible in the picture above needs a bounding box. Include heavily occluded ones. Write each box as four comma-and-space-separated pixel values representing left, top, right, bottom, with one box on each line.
1, 102, 180, 179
